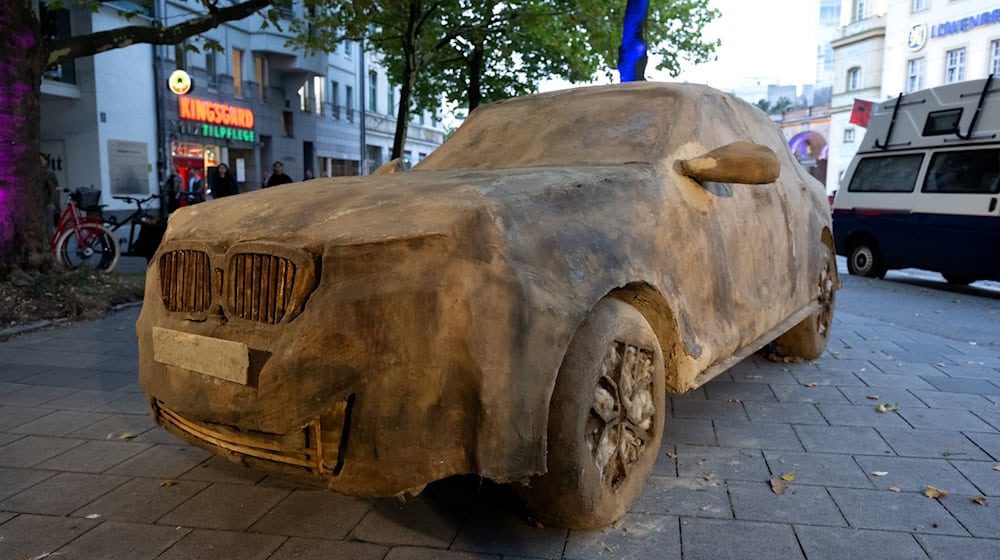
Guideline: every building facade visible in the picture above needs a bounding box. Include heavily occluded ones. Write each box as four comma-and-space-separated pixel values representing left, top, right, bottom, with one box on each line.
828, 0, 1000, 193
39, 1, 447, 220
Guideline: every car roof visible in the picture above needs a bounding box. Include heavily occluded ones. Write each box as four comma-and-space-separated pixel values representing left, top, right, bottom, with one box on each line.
418, 82, 735, 171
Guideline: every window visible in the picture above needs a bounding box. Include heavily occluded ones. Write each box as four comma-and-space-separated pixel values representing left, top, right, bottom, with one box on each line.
906, 58, 924, 92
206, 52, 217, 86
346, 86, 354, 122
254, 55, 267, 100
331, 80, 340, 119
313, 76, 324, 115
369, 70, 378, 112
992, 40, 1000, 77
923, 149, 1000, 194
923, 109, 963, 135
387, 85, 395, 115
847, 155, 924, 193
847, 67, 861, 91
281, 111, 293, 137
298, 81, 311, 112
41, 6, 76, 83
844, 129, 856, 143
945, 48, 966, 84
345, 41, 352, 57
419, 112, 425, 125
232, 48, 244, 96
854, 0, 867, 21
911, 0, 927, 12
366, 145, 382, 173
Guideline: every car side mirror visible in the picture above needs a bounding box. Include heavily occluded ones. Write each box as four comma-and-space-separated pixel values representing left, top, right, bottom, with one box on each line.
372, 158, 404, 175
678, 142, 780, 184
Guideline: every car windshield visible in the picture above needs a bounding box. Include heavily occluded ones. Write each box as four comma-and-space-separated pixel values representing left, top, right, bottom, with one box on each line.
417, 84, 681, 171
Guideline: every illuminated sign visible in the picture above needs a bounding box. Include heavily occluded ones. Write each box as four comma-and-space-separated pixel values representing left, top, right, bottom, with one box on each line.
168, 69, 192, 95
907, 23, 928, 52
179, 96, 255, 129
201, 124, 255, 142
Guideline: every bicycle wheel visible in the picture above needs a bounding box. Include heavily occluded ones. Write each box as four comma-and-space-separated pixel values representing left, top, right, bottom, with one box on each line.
55, 223, 121, 272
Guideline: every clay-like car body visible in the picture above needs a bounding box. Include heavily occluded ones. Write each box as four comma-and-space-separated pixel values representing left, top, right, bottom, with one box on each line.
137, 82, 837, 528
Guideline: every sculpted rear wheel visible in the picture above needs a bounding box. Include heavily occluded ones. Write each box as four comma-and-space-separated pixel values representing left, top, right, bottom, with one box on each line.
518, 298, 665, 529
774, 244, 837, 360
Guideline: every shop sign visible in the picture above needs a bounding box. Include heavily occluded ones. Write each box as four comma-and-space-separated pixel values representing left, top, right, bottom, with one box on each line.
179, 96, 255, 129
910, 9, 1000, 49
201, 124, 255, 142
169, 69, 192, 95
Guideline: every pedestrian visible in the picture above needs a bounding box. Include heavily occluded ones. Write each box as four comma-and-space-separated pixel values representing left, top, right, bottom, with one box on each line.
264, 161, 293, 188
210, 163, 239, 198
163, 165, 182, 213
39, 153, 59, 240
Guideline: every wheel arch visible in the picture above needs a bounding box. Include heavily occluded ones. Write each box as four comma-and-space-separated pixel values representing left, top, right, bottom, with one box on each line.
604, 282, 689, 394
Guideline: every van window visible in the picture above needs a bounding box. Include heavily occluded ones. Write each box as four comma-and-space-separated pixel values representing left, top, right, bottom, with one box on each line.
923, 108, 962, 136
847, 154, 923, 193
922, 149, 1000, 194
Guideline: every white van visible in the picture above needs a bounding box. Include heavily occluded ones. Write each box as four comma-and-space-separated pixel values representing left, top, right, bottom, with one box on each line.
832, 77, 1000, 284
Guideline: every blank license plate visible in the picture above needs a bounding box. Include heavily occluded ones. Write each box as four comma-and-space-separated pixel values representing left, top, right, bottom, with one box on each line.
152, 327, 249, 385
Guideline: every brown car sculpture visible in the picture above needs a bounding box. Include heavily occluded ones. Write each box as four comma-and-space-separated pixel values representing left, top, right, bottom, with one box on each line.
137, 82, 838, 529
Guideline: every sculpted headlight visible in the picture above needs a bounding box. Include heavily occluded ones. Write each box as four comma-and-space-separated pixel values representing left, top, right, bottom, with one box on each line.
224, 242, 318, 324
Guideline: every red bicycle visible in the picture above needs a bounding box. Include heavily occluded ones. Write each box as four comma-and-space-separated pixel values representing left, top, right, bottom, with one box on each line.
50, 187, 120, 272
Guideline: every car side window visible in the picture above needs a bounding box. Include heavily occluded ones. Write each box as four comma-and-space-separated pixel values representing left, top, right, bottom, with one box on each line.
847, 154, 924, 193
922, 149, 1000, 194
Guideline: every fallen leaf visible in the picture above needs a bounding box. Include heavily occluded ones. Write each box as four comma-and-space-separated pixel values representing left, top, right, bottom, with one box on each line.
85, 513, 101, 519
781, 473, 795, 482
875, 404, 888, 413
805, 382, 818, 388
993, 465, 1000, 472
666, 452, 678, 460
728, 398, 742, 404
159, 480, 178, 487
703, 474, 715, 481
118, 432, 137, 440
973, 497, 988, 506
770, 477, 786, 495
875, 403, 899, 413
889, 486, 901, 492
867, 395, 880, 400
871, 471, 889, 477
534, 521, 545, 529
924, 486, 949, 499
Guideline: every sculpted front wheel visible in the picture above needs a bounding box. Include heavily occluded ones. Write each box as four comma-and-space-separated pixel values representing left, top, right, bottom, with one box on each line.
518, 298, 665, 529
774, 243, 837, 359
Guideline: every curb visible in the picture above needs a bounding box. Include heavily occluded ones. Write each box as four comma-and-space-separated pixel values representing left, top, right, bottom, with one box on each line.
0, 300, 143, 341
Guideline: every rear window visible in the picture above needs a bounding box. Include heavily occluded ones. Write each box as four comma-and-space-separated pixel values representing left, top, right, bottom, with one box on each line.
922, 149, 1000, 194
847, 154, 924, 193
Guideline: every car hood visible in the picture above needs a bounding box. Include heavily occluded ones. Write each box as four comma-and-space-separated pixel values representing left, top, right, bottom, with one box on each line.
163, 165, 654, 246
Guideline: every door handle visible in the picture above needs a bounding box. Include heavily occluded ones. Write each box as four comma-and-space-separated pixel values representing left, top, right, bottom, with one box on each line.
990, 197, 998, 212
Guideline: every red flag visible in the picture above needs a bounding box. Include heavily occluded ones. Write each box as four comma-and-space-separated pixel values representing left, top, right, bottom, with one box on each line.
850, 99, 874, 127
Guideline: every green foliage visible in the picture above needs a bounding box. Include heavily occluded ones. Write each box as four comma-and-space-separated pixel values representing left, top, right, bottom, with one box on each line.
771, 96, 793, 114
754, 99, 771, 113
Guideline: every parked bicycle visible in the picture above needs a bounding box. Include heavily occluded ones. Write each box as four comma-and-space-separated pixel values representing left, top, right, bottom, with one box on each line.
50, 187, 120, 272
105, 194, 165, 262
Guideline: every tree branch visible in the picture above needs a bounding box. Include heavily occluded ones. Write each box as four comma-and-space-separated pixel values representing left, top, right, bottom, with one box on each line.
45, 0, 271, 70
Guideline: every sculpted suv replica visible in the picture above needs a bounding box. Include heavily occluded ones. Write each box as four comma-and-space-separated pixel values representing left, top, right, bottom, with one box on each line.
137, 82, 837, 529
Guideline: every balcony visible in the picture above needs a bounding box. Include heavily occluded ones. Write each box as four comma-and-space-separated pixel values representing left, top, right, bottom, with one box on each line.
831, 15, 886, 49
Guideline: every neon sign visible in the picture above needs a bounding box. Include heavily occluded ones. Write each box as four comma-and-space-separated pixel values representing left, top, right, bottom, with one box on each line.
179, 96, 255, 129
201, 124, 255, 142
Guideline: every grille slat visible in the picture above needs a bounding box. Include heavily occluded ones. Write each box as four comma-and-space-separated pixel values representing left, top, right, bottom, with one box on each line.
160, 250, 211, 313
226, 253, 296, 324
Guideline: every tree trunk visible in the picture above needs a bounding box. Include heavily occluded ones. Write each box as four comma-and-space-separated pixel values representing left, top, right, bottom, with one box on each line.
391, 67, 414, 161
0, 0, 48, 278
467, 38, 484, 112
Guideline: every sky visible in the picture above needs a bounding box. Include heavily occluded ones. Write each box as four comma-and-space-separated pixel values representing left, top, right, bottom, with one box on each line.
541, 0, 823, 93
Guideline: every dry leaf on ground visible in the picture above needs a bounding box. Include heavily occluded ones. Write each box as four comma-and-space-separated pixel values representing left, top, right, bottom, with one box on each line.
972, 497, 988, 506
666, 451, 678, 460
118, 432, 137, 440
889, 486, 901, 492
871, 471, 889, 477
781, 473, 795, 482
867, 395, 880, 400
805, 382, 818, 388
924, 486, 949, 499
160, 479, 178, 487
770, 477, 787, 495
875, 403, 899, 413
993, 465, 1000, 472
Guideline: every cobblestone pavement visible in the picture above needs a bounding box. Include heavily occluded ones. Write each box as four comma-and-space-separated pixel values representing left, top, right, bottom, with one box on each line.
2, 306, 1000, 559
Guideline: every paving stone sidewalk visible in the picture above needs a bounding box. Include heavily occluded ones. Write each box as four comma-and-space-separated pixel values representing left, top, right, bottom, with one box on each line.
2, 307, 1000, 559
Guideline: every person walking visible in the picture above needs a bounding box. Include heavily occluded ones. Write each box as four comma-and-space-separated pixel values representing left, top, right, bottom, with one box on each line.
211, 163, 238, 198
264, 161, 293, 188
